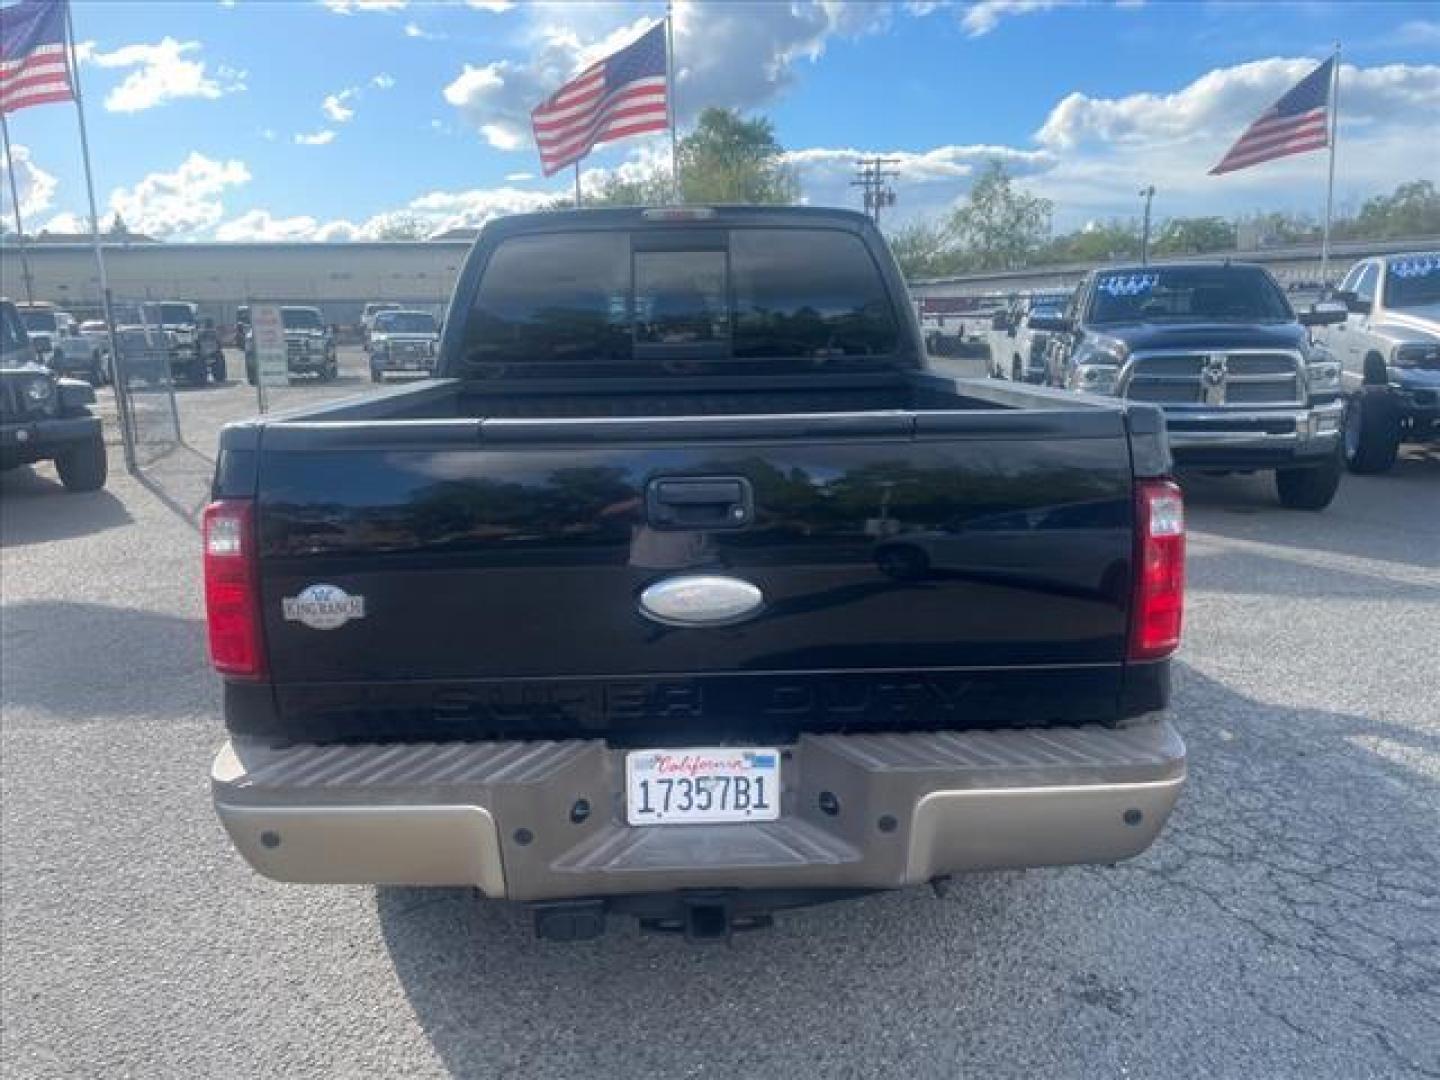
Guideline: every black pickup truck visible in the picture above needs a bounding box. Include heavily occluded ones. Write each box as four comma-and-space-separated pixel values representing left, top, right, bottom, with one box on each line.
206, 207, 1187, 940
1038, 262, 1348, 509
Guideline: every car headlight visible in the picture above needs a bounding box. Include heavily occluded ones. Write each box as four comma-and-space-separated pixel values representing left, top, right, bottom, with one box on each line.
1307, 361, 1341, 393
1393, 343, 1439, 368
1070, 364, 1118, 394
24, 375, 56, 405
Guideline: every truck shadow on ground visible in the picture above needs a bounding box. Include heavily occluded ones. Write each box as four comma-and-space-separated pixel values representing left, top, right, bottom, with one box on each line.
373, 663, 1439, 1079
0, 466, 133, 547
0, 600, 209, 720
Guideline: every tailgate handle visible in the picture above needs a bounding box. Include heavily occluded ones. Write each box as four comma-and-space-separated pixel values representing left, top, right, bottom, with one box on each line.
647, 477, 753, 530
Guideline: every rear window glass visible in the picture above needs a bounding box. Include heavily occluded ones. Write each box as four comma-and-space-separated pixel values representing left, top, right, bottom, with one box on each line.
376, 312, 437, 333
730, 231, 898, 359
460, 227, 900, 375
282, 309, 323, 330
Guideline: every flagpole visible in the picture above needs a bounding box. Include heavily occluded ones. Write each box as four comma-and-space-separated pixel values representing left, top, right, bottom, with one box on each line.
1320, 42, 1340, 287
1, 112, 38, 305
574, 162, 582, 208
64, 0, 133, 471
665, 2, 679, 203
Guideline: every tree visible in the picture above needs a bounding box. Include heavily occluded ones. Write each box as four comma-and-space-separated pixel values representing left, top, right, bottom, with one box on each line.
1151, 216, 1236, 255
1342, 179, 1440, 240
887, 217, 957, 279
677, 108, 798, 205
945, 160, 1052, 271
370, 212, 432, 240
1042, 219, 1140, 264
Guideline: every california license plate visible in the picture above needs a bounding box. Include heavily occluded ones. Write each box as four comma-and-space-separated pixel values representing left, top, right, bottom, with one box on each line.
625, 748, 781, 825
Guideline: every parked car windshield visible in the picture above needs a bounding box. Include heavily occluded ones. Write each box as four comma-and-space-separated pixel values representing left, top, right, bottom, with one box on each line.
462, 227, 900, 375
1087, 266, 1293, 324
376, 312, 436, 333
282, 308, 324, 330
1382, 255, 1440, 309
143, 303, 196, 325
19, 309, 58, 333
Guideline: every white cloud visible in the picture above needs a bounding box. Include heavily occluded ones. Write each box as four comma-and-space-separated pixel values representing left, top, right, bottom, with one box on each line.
321, 0, 407, 13
404, 186, 556, 232
1028, 59, 1440, 227
295, 129, 338, 145
504, 171, 536, 182
214, 210, 367, 242
371, 72, 396, 89
107, 153, 250, 237
1392, 19, 1440, 45
0, 144, 58, 222
467, 0, 514, 11
783, 58, 1438, 231
88, 37, 245, 112
42, 212, 88, 234
783, 143, 1055, 224
214, 181, 557, 243
960, 0, 1067, 37
216, 210, 327, 241
322, 89, 358, 122
443, 1, 891, 150
404, 21, 443, 39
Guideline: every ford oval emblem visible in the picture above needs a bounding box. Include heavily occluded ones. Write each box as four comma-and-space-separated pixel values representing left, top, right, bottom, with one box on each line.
639, 575, 764, 628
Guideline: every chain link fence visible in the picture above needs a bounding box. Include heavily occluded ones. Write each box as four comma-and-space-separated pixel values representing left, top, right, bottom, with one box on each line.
109, 317, 183, 470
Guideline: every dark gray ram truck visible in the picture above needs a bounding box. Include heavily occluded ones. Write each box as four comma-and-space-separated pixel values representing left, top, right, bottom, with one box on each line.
206, 207, 1187, 939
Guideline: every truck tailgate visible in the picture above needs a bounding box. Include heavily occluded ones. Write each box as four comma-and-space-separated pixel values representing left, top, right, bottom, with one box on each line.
250, 411, 1139, 741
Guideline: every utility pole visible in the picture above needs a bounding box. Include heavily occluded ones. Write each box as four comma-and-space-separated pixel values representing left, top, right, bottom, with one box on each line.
852, 157, 899, 228
1139, 185, 1156, 266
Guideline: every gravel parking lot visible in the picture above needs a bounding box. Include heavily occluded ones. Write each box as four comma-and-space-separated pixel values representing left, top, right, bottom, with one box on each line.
3, 352, 1437, 1079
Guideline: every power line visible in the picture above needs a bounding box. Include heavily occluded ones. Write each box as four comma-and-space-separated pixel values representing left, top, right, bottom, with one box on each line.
852, 157, 899, 227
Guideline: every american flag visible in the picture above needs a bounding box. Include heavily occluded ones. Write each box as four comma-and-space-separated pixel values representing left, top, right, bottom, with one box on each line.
531, 21, 669, 177
1210, 57, 1335, 176
1, 0, 75, 115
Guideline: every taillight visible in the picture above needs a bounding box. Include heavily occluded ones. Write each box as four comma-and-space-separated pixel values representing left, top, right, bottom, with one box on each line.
1130, 479, 1185, 661
203, 499, 265, 679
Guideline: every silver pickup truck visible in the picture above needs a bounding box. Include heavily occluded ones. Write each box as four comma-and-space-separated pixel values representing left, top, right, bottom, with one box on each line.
1315, 252, 1440, 473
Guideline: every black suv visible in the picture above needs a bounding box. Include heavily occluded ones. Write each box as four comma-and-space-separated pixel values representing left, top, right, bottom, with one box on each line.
1, 299, 108, 492
1039, 262, 1347, 509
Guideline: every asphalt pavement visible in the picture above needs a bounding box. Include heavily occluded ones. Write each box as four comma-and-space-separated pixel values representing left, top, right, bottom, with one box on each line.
2, 352, 1437, 1079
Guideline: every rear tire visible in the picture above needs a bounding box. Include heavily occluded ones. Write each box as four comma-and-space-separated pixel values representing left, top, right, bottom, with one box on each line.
55, 430, 108, 492
1275, 454, 1342, 510
1011, 356, 1022, 382
210, 351, 227, 383
1342, 388, 1402, 474
187, 352, 209, 386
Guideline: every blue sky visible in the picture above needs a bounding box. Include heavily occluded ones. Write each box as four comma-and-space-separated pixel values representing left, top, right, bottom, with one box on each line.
2, 0, 1437, 241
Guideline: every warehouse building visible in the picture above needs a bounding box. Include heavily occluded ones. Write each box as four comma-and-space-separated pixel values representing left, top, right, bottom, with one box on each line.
0, 238, 472, 325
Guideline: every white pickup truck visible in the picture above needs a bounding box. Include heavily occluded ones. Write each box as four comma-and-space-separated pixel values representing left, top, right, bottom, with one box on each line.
1316, 252, 1440, 472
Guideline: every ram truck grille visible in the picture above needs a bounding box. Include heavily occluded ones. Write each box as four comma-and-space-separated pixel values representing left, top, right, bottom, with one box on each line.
1124, 351, 1303, 407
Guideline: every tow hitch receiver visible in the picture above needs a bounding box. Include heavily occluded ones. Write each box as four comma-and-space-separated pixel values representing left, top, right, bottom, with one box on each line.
638, 892, 773, 941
